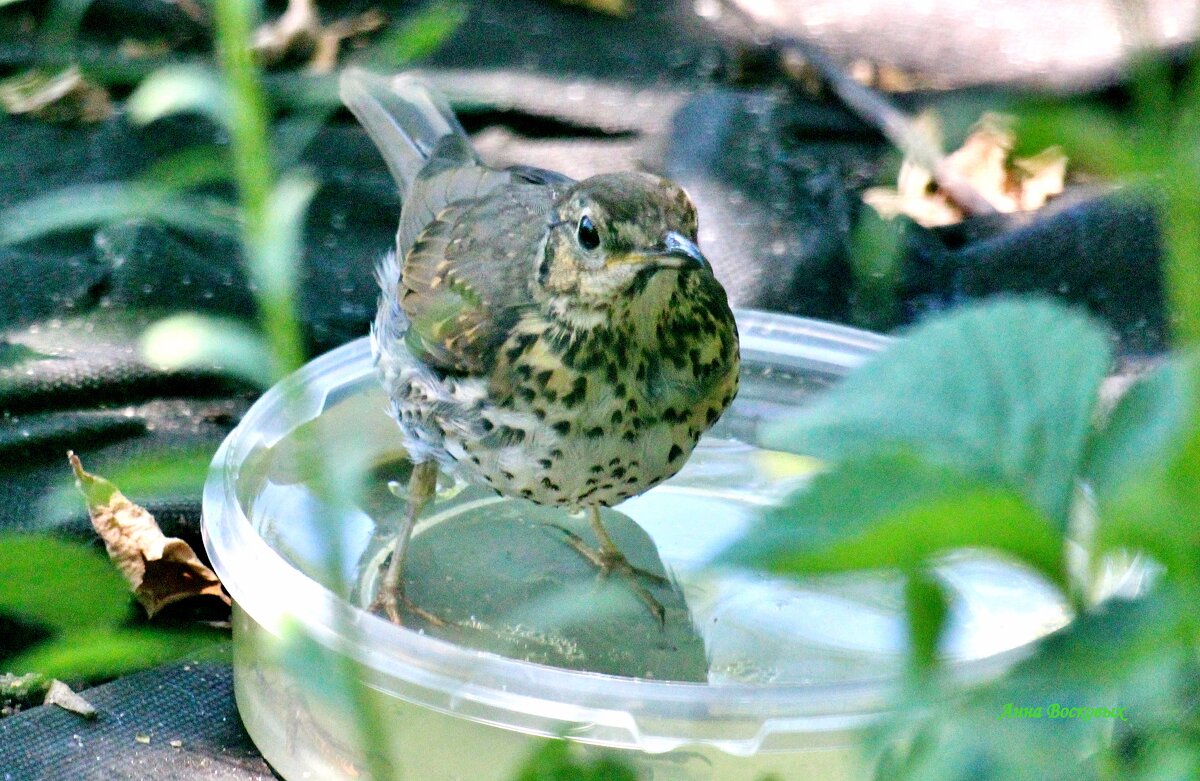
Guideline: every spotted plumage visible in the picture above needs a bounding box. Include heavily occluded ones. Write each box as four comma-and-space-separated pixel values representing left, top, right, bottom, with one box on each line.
342, 68, 739, 624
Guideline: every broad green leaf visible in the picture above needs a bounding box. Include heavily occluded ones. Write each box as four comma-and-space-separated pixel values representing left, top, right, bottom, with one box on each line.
141, 313, 275, 388
0, 535, 131, 631
896, 591, 1185, 781
0, 183, 238, 245
127, 65, 231, 128
8, 626, 226, 680
1087, 357, 1194, 493
763, 297, 1112, 528
1086, 356, 1200, 570
721, 454, 1066, 589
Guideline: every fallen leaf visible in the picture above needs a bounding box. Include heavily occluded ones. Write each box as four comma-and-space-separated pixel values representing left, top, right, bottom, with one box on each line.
863, 113, 1066, 227
68, 452, 230, 618
554, 0, 631, 16
0, 67, 112, 124
253, 0, 385, 74
43, 679, 97, 719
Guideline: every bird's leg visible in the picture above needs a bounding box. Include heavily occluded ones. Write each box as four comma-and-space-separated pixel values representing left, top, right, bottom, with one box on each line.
553, 506, 668, 626
370, 460, 444, 626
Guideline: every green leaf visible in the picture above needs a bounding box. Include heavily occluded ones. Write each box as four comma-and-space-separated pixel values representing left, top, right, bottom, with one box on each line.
896, 591, 1185, 781
1086, 356, 1200, 570
8, 626, 226, 680
905, 570, 950, 678
721, 454, 1066, 589
850, 207, 905, 331
0, 183, 238, 245
762, 297, 1112, 528
127, 65, 231, 128
0, 341, 53, 368
1087, 357, 1194, 494
0, 534, 131, 632
140, 313, 275, 388
141, 146, 232, 190
370, 2, 467, 68
1015, 104, 1143, 179
253, 173, 317, 301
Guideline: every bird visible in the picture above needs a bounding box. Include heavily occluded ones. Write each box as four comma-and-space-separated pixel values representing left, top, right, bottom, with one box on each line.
340, 68, 740, 626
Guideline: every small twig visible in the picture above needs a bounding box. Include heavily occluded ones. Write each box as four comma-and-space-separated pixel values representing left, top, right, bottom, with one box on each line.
717, 1, 1000, 217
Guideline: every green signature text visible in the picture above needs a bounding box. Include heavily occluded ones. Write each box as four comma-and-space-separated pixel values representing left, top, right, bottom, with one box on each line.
997, 703, 1128, 722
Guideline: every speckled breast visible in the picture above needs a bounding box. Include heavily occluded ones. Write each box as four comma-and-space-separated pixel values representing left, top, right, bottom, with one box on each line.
434, 307, 740, 510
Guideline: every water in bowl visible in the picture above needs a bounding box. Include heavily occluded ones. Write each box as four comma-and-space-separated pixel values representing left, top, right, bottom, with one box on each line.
239, 379, 1102, 688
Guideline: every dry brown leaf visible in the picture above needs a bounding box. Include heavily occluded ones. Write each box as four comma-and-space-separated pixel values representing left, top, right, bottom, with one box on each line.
68, 452, 230, 618
864, 113, 1067, 228
0, 67, 112, 124
555, 0, 632, 17
44, 679, 97, 719
253, 0, 385, 74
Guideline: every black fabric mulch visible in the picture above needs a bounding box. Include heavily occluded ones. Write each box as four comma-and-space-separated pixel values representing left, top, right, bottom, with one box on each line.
0, 659, 278, 781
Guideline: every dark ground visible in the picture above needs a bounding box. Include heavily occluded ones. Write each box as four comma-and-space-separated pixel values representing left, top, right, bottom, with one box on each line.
0, 0, 1177, 777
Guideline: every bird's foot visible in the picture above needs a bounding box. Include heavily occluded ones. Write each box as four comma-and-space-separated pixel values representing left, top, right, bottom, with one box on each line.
368, 583, 447, 628
550, 525, 668, 627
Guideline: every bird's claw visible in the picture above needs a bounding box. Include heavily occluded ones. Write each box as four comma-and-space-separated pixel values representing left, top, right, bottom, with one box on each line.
549, 524, 668, 627
369, 584, 448, 628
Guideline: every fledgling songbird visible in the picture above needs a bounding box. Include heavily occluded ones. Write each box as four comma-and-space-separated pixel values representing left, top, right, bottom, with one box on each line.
340, 68, 740, 625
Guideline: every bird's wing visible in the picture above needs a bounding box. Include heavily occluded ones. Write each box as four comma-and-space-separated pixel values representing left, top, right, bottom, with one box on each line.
398, 182, 566, 376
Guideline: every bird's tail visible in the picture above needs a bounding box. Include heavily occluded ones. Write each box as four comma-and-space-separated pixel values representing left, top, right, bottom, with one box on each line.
339, 67, 477, 197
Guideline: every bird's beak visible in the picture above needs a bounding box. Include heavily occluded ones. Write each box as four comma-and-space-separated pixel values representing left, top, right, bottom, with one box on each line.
654, 231, 711, 271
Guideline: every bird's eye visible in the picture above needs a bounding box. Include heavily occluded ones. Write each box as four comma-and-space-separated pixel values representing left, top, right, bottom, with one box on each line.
576, 215, 600, 251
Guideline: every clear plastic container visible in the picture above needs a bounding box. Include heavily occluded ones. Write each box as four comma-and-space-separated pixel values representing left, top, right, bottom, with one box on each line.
201, 309, 1138, 781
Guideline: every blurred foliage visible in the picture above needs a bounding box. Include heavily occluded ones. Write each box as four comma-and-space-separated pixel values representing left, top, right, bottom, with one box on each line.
848, 207, 904, 331
731, 45, 1200, 781
0, 534, 225, 679
513, 740, 639, 781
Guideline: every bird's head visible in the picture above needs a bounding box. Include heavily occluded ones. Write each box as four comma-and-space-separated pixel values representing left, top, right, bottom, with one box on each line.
539, 172, 711, 309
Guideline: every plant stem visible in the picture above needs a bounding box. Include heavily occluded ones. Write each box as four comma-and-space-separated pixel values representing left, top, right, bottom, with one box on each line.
212, 0, 305, 378
210, 1, 395, 777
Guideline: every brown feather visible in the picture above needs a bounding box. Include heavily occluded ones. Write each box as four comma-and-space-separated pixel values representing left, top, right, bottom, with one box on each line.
399, 181, 570, 375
